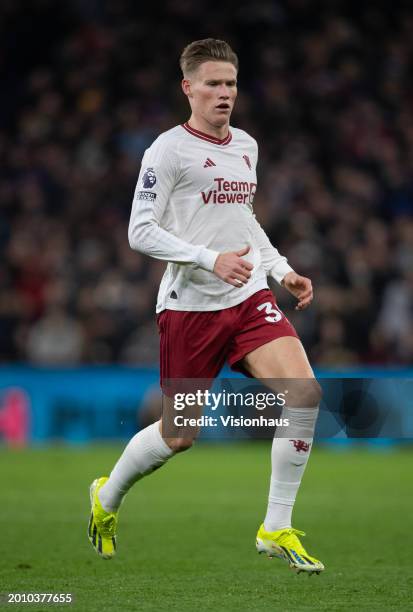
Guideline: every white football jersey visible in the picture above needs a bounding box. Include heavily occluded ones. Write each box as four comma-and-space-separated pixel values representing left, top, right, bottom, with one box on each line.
128, 123, 294, 312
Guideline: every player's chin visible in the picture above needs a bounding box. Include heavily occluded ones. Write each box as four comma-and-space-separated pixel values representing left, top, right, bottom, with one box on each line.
212, 109, 232, 123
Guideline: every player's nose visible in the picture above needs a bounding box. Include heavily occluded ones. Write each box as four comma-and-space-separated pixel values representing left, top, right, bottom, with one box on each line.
218, 86, 230, 98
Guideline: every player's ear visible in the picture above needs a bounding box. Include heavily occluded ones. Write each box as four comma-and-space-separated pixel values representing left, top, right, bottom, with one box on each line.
182, 78, 193, 98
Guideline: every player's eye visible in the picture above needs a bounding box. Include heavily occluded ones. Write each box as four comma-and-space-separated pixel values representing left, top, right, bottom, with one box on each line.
205, 80, 236, 88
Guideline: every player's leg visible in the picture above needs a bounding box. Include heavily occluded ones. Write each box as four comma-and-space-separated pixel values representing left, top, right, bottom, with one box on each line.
242, 336, 319, 531
88, 309, 230, 559
88, 402, 199, 559
228, 289, 323, 572
88, 418, 176, 559
242, 336, 324, 573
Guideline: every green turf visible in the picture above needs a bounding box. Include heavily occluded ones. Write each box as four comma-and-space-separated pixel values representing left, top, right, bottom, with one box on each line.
1, 443, 412, 611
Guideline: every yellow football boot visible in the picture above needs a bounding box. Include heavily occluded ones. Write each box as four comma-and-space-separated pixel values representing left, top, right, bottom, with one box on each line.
256, 524, 324, 574
88, 477, 118, 560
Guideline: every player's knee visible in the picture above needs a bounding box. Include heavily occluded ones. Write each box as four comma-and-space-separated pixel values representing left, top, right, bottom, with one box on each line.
166, 437, 194, 453
304, 379, 322, 407
290, 378, 322, 408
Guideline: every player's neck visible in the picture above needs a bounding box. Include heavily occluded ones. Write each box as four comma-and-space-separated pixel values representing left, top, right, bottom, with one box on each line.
186, 116, 230, 141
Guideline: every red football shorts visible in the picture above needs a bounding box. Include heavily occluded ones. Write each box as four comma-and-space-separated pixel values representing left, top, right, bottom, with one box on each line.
157, 288, 298, 390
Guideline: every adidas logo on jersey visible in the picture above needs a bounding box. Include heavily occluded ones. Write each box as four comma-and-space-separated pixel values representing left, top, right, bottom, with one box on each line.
203, 158, 216, 168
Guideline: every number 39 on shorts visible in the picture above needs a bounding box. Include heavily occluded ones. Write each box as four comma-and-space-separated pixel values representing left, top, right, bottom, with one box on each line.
257, 301, 283, 323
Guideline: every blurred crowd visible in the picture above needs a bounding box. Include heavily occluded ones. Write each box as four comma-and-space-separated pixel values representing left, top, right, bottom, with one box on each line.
1, 0, 413, 367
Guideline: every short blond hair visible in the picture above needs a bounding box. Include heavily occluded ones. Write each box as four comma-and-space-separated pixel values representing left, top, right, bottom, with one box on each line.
180, 38, 238, 77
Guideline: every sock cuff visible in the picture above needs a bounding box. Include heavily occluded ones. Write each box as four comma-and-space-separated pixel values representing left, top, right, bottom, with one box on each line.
281, 405, 319, 438
149, 420, 174, 458
281, 405, 319, 418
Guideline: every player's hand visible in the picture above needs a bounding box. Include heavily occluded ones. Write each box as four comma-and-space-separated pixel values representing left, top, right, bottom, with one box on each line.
281, 271, 313, 310
213, 246, 254, 287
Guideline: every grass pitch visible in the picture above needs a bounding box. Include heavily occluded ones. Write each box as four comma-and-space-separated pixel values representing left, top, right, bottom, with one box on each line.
1, 443, 412, 611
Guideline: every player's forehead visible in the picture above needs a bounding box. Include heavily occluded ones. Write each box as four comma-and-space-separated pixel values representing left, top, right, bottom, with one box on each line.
194, 61, 237, 82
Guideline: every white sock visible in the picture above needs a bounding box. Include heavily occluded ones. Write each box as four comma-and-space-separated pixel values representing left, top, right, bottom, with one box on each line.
264, 406, 318, 532
98, 420, 174, 512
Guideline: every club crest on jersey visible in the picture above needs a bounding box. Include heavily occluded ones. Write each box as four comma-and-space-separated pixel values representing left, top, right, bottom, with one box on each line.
142, 167, 157, 189
243, 154, 251, 170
